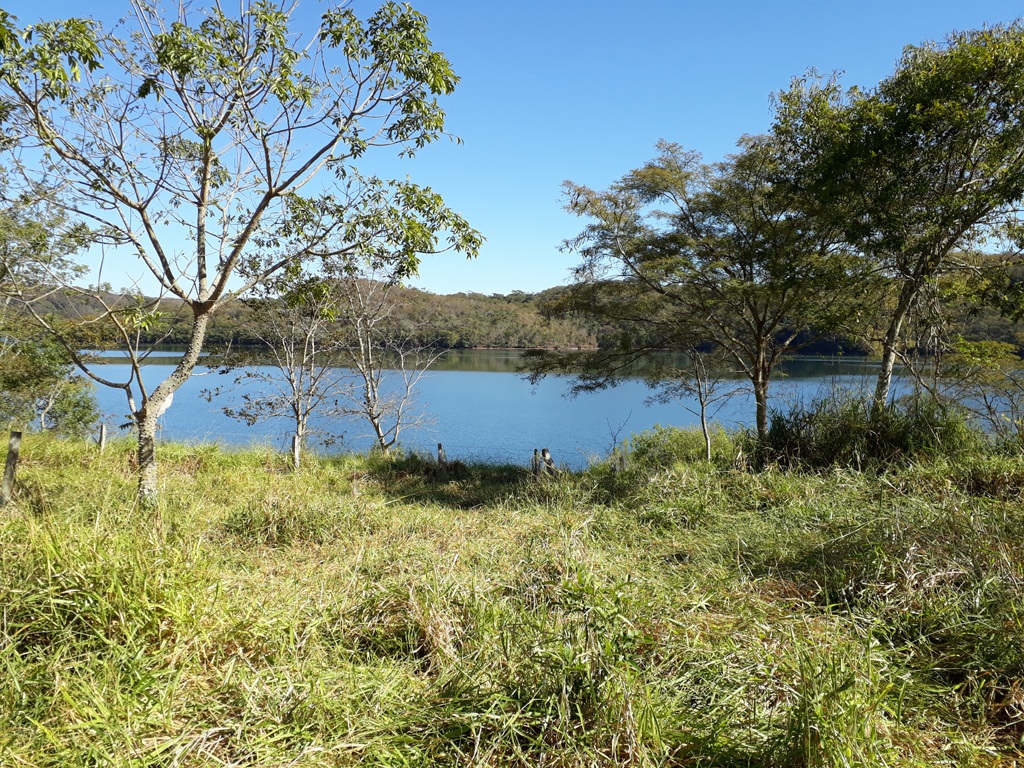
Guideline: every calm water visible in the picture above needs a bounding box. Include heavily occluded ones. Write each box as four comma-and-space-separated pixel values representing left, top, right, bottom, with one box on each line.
90, 350, 889, 468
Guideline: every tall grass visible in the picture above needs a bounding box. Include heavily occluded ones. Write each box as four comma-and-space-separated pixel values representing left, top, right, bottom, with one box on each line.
1, 431, 1022, 765
749, 393, 987, 470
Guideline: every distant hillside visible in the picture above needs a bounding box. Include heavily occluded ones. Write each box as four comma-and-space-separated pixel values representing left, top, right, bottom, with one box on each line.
24, 282, 1023, 355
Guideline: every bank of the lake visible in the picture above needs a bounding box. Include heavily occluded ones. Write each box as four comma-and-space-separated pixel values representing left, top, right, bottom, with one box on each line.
2, 430, 1022, 766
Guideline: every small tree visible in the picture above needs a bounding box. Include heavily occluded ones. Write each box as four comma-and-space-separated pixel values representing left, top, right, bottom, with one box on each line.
0, 333, 98, 436
332, 265, 440, 457
208, 278, 351, 469
0, 2, 481, 505
940, 338, 1024, 446
642, 346, 741, 462
0, 183, 98, 435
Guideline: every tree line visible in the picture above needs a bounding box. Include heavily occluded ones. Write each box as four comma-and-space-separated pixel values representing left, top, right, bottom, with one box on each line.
524, 24, 1024, 444
41, 285, 605, 350
23, 275, 1024, 353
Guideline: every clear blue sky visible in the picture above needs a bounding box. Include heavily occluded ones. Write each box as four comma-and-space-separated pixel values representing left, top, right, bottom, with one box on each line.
9, 0, 1024, 295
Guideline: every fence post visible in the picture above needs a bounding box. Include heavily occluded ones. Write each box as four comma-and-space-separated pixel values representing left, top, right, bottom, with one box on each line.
437, 442, 445, 465
532, 448, 540, 477
98, 424, 106, 454
291, 434, 300, 471
541, 447, 558, 477
1, 431, 22, 508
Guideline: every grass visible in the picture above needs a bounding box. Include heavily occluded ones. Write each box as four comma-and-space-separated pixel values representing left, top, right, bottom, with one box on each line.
1, 429, 1023, 766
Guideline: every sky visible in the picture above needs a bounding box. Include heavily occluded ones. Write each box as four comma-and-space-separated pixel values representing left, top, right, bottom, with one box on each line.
8, 0, 1024, 296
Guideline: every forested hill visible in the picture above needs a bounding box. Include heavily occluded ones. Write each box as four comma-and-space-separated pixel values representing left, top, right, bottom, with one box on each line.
34, 285, 607, 350
33, 283, 1023, 353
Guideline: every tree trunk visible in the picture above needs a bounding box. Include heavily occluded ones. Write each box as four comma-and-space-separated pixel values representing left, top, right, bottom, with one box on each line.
370, 416, 390, 457
753, 373, 769, 439
700, 401, 711, 462
873, 281, 918, 411
137, 414, 159, 506
754, 386, 768, 438
134, 310, 211, 507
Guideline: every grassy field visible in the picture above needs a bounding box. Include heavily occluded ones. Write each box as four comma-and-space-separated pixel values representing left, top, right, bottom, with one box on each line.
1, 428, 1023, 766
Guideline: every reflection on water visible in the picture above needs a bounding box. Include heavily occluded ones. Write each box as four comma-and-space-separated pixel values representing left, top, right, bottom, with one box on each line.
430, 349, 529, 372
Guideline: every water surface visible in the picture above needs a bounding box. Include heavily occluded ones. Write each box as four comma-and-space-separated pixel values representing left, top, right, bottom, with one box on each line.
90, 349, 888, 468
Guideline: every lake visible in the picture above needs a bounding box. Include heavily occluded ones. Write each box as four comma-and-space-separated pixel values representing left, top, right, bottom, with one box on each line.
89, 349, 892, 469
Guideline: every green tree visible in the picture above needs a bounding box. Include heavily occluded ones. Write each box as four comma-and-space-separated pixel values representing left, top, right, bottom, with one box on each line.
0, 184, 98, 436
0, 334, 98, 436
0, 2, 481, 506
0, 182, 91, 336
773, 23, 1024, 409
526, 137, 865, 437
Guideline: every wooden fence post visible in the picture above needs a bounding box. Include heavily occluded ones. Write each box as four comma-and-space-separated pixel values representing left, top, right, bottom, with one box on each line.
98, 424, 107, 454
437, 442, 445, 465
291, 434, 300, 471
611, 448, 626, 474
541, 448, 558, 477
1, 431, 22, 508
532, 448, 541, 477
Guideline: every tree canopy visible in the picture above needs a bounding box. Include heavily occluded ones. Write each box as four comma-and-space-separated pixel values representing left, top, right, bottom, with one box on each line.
526, 136, 867, 436
772, 23, 1024, 407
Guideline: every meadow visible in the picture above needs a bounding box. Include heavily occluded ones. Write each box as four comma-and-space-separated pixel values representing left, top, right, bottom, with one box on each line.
1, 425, 1023, 766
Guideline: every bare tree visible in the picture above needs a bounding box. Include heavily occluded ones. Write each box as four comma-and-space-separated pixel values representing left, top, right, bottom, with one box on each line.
644, 346, 742, 462
935, 338, 1024, 447
0, 3, 480, 505
332, 266, 440, 457
207, 278, 351, 469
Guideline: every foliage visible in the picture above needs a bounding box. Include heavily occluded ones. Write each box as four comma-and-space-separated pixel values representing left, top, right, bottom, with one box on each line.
746, 392, 985, 470
0, 185, 97, 437
0, 334, 98, 436
0, 183, 90, 300
937, 337, 1024, 448
623, 423, 735, 470
152, 284, 602, 350
524, 136, 868, 437
0, 1, 481, 504
28, 276, 1024, 355
773, 23, 1024, 407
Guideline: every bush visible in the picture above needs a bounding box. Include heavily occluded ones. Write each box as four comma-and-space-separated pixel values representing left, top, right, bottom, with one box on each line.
623, 424, 735, 470
748, 393, 986, 470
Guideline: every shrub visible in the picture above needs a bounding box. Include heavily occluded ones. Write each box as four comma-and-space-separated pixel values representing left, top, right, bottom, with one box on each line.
747, 393, 986, 470
623, 424, 735, 470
